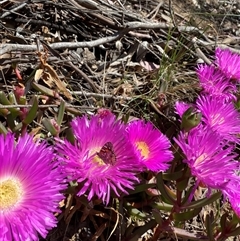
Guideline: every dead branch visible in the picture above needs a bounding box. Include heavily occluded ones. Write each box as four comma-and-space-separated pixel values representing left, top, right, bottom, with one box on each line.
0, 28, 130, 55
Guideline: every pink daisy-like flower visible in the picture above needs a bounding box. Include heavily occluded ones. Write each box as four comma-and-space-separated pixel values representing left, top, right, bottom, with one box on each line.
223, 174, 240, 217
222, 177, 240, 217
57, 114, 139, 205
197, 64, 237, 101
0, 133, 66, 241
196, 94, 240, 142
215, 47, 240, 81
174, 125, 239, 191
126, 120, 173, 172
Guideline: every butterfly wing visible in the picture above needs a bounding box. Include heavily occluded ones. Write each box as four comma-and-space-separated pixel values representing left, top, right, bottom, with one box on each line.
97, 142, 116, 165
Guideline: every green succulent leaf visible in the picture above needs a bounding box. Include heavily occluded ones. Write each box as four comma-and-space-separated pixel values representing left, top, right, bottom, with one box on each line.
8, 92, 16, 104
220, 213, 228, 231
173, 207, 202, 222
181, 185, 196, 206
176, 177, 190, 191
57, 100, 65, 126
205, 211, 215, 241
152, 201, 173, 212
0, 91, 11, 105
183, 192, 222, 209
227, 225, 240, 237
229, 213, 240, 229
19, 96, 27, 105
128, 220, 157, 241
65, 127, 75, 144
128, 183, 155, 195
157, 173, 175, 205
6, 113, 16, 130
152, 209, 163, 225
32, 82, 55, 97
181, 107, 202, 132
162, 170, 184, 181
22, 96, 38, 125
0, 91, 20, 117
0, 122, 8, 135
125, 203, 147, 219
42, 118, 58, 136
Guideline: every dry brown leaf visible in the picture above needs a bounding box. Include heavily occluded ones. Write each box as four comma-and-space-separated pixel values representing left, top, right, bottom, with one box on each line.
42, 72, 55, 88
113, 83, 133, 97
34, 69, 43, 82
30, 127, 42, 137
38, 52, 73, 100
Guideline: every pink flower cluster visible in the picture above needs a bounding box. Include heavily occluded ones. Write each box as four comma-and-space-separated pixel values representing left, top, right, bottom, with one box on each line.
0, 111, 173, 240
56, 110, 173, 205
3, 47, 240, 240
175, 47, 240, 217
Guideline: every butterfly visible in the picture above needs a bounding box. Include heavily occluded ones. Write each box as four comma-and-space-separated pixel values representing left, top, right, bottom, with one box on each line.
97, 142, 116, 165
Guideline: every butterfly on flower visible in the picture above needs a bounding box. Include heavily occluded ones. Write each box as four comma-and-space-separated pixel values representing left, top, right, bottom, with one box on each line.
97, 142, 116, 165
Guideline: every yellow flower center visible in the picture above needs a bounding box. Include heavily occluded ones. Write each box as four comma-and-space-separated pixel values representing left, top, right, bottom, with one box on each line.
93, 155, 105, 165
0, 178, 23, 210
90, 147, 105, 166
136, 141, 150, 159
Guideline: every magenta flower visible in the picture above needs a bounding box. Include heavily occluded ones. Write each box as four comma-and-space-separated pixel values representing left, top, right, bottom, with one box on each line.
126, 120, 173, 172
174, 125, 239, 191
215, 47, 240, 81
222, 178, 240, 217
197, 64, 237, 101
57, 114, 139, 205
196, 94, 240, 142
0, 134, 66, 241
175, 125, 240, 217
